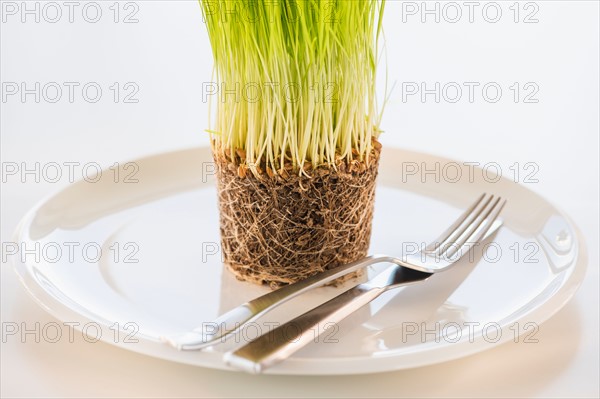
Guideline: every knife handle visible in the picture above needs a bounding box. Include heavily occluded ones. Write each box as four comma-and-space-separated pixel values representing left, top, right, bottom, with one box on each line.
224, 285, 384, 373
165, 255, 395, 350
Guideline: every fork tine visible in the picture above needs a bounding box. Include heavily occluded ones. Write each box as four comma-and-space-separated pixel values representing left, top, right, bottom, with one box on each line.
443, 197, 507, 260
441, 196, 502, 259
425, 193, 492, 255
424, 193, 487, 253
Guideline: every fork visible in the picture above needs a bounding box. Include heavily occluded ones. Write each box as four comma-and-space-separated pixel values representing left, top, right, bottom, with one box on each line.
224, 193, 506, 373
162, 193, 502, 351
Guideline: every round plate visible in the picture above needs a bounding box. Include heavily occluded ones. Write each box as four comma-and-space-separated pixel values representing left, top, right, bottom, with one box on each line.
13, 147, 586, 375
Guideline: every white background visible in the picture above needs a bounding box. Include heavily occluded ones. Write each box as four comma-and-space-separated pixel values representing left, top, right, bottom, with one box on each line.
1, 1, 599, 397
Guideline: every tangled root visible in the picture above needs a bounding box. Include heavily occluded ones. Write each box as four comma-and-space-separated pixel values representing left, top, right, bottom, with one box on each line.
214, 144, 381, 289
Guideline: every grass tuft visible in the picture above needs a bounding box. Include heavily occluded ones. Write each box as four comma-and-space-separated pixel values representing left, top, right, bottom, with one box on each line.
200, 0, 386, 175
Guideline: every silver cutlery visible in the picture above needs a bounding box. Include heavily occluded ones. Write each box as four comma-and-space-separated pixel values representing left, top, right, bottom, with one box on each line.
163, 257, 407, 350
163, 193, 503, 352
224, 193, 506, 373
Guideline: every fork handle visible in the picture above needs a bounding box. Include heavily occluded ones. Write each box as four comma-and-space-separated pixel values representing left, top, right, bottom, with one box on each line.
224, 285, 384, 373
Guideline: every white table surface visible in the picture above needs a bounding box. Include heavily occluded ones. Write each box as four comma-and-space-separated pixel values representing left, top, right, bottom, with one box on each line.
1, 1, 598, 397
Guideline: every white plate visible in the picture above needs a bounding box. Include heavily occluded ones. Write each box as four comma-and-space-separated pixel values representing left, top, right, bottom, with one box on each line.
13, 147, 586, 375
